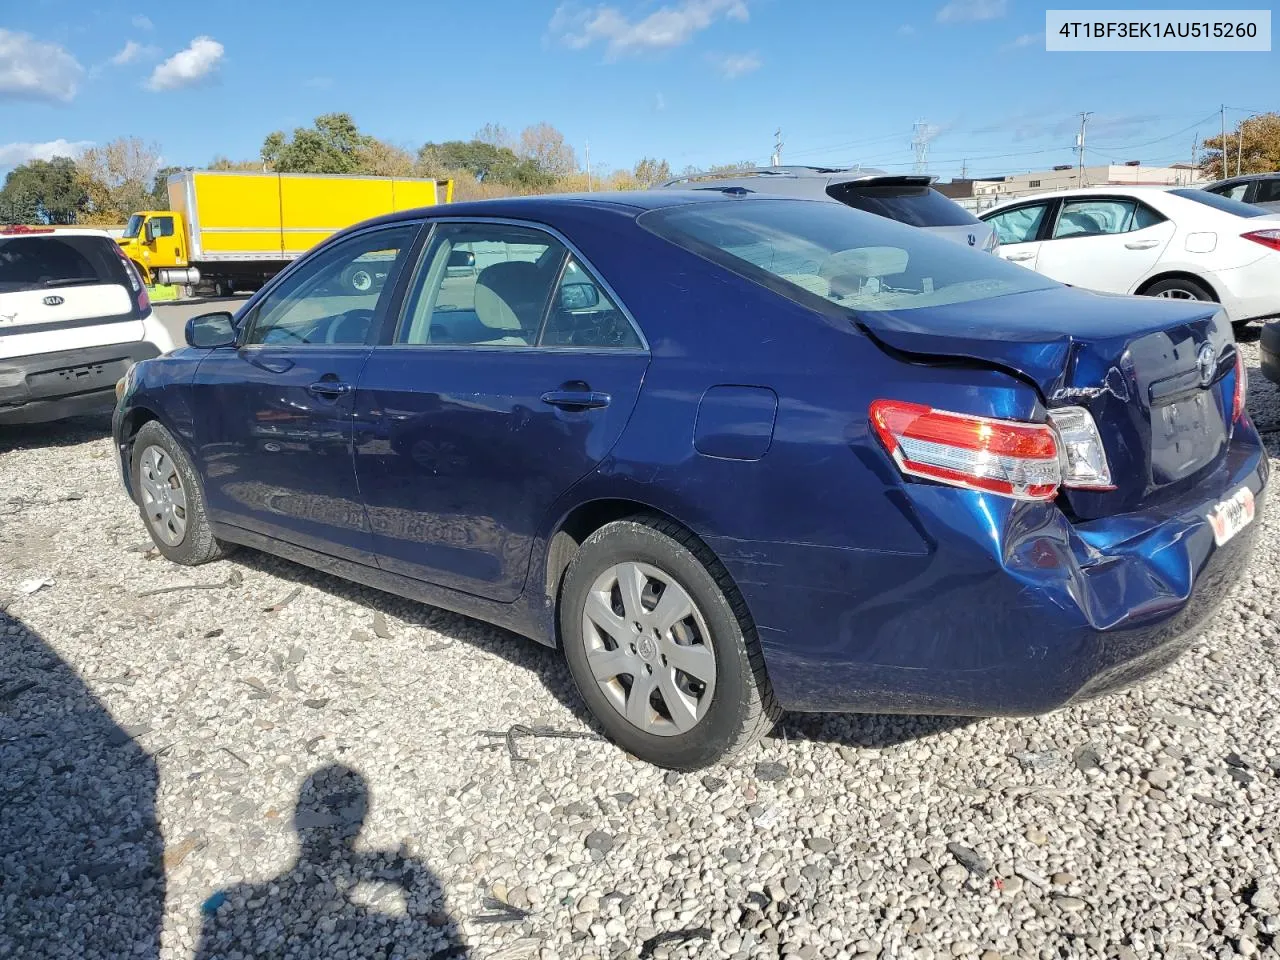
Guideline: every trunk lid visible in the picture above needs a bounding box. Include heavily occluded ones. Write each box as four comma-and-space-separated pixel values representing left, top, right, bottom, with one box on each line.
858, 286, 1238, 518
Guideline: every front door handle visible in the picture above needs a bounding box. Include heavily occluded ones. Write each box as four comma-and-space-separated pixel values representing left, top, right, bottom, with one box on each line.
308, 380, 353, 398
1125, 239, 1159, 250
1005, 251, 1036, 261
541, 389, 611, 410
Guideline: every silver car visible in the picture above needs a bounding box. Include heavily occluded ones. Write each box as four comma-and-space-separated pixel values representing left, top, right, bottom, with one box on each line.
659, 166, 998, 252
1202, 173, 1280, 213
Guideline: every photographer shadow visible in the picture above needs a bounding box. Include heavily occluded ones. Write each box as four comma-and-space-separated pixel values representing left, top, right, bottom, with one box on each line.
195, 764, 467, 960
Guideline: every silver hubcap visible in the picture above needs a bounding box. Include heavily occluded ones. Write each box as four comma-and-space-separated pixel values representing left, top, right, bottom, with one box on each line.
138, 445, 188, 546
582, 562, 717, 737
1155, 288, 1196, 300
351, 270, 372, 292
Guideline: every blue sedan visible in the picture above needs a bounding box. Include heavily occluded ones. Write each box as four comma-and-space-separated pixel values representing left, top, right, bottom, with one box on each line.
114, 192, 1267, 769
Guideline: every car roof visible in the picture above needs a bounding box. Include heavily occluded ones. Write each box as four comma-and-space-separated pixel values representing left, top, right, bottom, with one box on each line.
0, 227, 114, 239
356, 189, 795, 230
1207, 172, 1280, 187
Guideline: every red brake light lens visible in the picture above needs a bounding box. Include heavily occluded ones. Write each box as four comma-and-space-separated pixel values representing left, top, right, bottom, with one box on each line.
1242, 229, 1280, 252
870, 400, 1061, 501
1233, 349, 1247, 422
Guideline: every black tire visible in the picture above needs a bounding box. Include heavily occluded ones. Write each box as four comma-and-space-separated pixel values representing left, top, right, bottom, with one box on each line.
130, 420, 230, 566
1142, 277, 1214, 303
559, 514, 780, 769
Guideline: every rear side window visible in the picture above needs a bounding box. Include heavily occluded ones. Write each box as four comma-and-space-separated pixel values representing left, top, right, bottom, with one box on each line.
826, 183, 980, 227
1169, 189, 1267, 218
0, 235, 128, 294
1255, 180, 1280, 204
641, 198, 1056, 314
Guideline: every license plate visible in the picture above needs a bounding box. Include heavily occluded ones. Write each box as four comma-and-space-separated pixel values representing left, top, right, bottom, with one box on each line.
1206, 486, 1255, 547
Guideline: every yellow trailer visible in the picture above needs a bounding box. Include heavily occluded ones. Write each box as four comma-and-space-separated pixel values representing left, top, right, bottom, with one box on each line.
117, 171, 453, 295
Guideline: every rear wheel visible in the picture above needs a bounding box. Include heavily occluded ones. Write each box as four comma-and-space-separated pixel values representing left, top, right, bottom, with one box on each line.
559, 514, 779, 769
1143, 277, 1213, 303
131, 420, 229, 566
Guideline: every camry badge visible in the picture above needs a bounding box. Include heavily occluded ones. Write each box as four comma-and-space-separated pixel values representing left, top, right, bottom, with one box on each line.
43, 295, 64, 306
1196, 343, 1216, 388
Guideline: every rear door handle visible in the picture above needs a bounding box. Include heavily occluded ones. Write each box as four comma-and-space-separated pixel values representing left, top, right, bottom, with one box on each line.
308, 380, 353, 398
541, 389, 611, 410
1125, 239, 1159, 250
1005, 252, 1036, 262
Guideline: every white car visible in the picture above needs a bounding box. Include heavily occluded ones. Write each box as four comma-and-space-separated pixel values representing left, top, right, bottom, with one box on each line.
979, 186, 1280, 326
0, 226, 174, 425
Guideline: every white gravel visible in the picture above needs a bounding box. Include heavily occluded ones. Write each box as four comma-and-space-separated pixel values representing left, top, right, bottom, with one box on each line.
2, 337, 1279, 960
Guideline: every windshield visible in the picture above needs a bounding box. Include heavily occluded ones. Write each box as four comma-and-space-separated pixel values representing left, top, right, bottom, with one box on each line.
1171, 189, 1267, 218
0, 235, 127, 294
640, 199, 1055, 313
123, 214, 144, 238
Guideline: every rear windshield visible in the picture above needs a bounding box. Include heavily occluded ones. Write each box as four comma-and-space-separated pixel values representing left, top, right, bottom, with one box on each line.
0, 235, 128, 294
640, 199, 1055, 313
826, 183, 980, 227
1169, 188, 1267, 218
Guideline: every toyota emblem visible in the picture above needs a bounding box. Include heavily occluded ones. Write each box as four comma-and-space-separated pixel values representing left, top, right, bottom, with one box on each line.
43, 295, 64, 306
1196, 343, 1217, 388
967, 234, 976, 246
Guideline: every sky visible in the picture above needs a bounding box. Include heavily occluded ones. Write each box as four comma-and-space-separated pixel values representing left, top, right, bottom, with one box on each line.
0, 0, 1274, 182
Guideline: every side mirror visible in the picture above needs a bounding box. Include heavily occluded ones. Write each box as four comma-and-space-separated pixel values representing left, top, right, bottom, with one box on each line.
185, 311, 237, 349
559, 282, 599, 311
447, 249, 475, 268
143, 220, 156, 243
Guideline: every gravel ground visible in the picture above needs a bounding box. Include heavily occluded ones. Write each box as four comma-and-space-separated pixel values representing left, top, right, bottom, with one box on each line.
2, 337, 1278, 960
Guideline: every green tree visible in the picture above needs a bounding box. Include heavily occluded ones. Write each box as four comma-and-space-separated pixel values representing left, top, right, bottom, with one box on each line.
417, 139, 550, 188
208, 155, 262, 172
1201, 112, 1280, 180
633, 157, 672, 188
518, 122, 577, 179
0, 157, 87, 224
262, 113, 371, 174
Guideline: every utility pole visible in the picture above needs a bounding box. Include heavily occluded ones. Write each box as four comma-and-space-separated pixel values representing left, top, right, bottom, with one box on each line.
1238, 118, 1245, 176
1220, 104, 1227, 180
585, 139, 592, 192
770, 128, 783, 167
1076, 112, 1093, 186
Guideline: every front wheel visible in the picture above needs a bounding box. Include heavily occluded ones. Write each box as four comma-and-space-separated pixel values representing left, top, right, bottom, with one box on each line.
559, 515, 779, 769
131, 420, 230, 565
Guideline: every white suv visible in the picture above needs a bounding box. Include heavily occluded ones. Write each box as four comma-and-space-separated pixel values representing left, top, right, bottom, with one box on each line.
0, 226, 174, 425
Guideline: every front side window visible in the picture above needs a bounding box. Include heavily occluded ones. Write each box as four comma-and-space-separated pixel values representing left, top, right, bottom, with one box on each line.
986, 203, 1051, 245
1052, 199, 1136, 238
399, 223, 563, 346
642, 199, 1055, 314
151, 216, 175, 238
244, 224, 418, 346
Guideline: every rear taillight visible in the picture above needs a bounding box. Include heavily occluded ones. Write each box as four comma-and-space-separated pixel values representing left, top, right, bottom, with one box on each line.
1233, 349, 1247, 422
1242, 229, 1280, 252
869, 400, 1061, 501
111, 243, 149, 313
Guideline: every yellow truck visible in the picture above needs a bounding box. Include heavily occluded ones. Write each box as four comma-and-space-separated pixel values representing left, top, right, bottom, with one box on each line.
118, 171, 454, 296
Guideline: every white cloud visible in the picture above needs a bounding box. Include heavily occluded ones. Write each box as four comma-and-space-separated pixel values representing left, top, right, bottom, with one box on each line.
1001, 31, 1043, 50
708, 51, 761, 78
303, 75, 333, 89
0, 29, 83, 102
0, 138, 93, 168
898, 24, 917, 36
111, 40, 144, 65
146, 36, 224, 91
936, 0, 1007, 23
132, 15, 153, 30
552, 0, 748, 59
